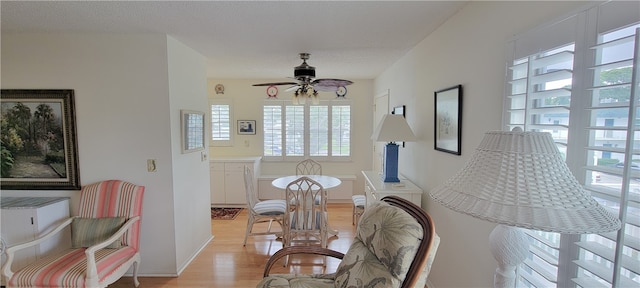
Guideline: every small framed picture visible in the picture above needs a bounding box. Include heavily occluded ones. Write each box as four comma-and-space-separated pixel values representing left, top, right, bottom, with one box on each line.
434, 85, 462, 155
238, 120, 256, 135
181, 110, 205, 154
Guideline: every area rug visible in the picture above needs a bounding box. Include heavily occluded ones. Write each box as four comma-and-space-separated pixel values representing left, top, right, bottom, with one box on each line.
211, 208, 242, 220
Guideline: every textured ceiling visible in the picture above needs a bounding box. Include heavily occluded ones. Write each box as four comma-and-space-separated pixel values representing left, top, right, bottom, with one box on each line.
1, 1, 467, 80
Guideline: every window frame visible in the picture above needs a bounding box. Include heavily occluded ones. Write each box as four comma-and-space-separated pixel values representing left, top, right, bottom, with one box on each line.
209, 98, 233, 147
503, 2, 640, 287
262, 99, 352, 162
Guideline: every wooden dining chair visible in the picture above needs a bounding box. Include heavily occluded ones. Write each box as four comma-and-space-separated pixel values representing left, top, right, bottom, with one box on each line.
243, 166, 286, 246
283, 176, 328, 265
295, 159, 322, 175
351, 194, 366, 225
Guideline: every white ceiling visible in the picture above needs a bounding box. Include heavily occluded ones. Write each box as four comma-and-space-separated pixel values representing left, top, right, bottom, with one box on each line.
1, 1, 467, 80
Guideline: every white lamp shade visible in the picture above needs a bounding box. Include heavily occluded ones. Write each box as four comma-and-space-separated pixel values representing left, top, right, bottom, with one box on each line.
429, 130, 620, 234
372, 114, 416, 142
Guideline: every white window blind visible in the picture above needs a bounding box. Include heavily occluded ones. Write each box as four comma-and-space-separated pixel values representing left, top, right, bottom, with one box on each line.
263, 104, 282, 156
210, 99, 232, 146
504, 2, 639, 287
263, 99, 351, 161
332, 105, 351, 157
286, 105, 305, 156
576, 23, 640, 288
309, 105, 328, 156
507, 42, 576, 288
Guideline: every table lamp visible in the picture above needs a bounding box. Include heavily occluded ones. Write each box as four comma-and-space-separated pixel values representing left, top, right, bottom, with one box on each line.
429, 128, 621, 288
372, 114, 416, 182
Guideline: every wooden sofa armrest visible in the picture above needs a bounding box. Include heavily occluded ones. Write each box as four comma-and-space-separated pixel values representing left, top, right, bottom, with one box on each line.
2, 216, 75, 279
263, 246, 345, 277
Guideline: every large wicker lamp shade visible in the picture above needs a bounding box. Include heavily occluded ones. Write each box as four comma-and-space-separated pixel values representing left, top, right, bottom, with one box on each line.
429, 129, 620, 287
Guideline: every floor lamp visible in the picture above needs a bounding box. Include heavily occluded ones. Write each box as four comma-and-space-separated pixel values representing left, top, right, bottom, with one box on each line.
372, 114, 416, 182
429, 128, 621, 288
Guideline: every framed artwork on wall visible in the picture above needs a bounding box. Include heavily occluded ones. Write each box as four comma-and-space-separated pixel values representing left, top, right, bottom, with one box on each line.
434, 85, 462, 155
181, 110, 206, 154
392, 105, 406, 147
0, 89, 81, 190
238, 120, 256, 135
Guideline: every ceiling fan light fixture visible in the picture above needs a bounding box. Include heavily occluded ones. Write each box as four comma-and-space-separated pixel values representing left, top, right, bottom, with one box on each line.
290, 85, 320, 105
253, 53, 352, 104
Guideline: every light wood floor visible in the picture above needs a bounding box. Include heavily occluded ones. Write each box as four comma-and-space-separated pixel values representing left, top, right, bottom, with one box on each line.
111, 203, 356, 288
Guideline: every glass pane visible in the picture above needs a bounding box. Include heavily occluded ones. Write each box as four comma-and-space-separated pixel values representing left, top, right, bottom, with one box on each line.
309, 105, 328, 156
577, 23, 639, 288
285, 106, 304, 156
211, 104, 230, 140
593, 84, 632, 106
332, 105, 351, 156
263, 105, 282, 156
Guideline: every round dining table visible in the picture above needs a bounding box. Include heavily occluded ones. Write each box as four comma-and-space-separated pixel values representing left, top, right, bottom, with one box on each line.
271, 175, 342, 190
271, 174, 342, 236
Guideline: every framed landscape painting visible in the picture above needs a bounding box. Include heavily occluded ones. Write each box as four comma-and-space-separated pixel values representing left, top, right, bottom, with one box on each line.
1, 89, 81, 190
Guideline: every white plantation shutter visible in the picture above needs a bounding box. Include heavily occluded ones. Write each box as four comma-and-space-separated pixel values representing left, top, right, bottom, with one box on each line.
286, 105, 305, 157
332, 104, 351, 157
576, 23, 640, 288
262, 99, 351, 161
309, 105, 328, 156
263, 104, 282, 156
505, 2, 639, 287
507, 42, 576, 288
210, 100, 232, 146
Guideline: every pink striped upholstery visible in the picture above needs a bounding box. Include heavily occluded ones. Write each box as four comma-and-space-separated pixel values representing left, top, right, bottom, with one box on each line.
77, 180, 144, 250
7, 180, 144, 288
8, 247, 136, 287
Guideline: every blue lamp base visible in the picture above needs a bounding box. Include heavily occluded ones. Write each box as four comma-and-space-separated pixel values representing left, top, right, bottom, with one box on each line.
382, 142, 400, 182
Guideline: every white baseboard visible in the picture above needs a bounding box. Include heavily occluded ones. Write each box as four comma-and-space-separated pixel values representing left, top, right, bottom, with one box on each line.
177, 235, 214, 275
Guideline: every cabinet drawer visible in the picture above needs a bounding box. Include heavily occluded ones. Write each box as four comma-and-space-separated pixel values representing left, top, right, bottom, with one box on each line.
225, 162, 247, 171
210, 162, 224, 170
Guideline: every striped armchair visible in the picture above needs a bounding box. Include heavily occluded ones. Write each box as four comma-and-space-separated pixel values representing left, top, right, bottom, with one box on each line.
2, 180, 145, 288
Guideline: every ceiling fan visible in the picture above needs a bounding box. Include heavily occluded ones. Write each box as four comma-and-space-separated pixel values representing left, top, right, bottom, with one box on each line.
253, 53, 353, 103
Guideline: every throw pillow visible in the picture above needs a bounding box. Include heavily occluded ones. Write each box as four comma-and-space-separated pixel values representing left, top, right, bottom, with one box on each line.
71, 217, 126, 249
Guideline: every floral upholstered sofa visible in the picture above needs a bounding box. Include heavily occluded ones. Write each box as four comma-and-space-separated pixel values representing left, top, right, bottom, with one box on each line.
257, 195, 439, 288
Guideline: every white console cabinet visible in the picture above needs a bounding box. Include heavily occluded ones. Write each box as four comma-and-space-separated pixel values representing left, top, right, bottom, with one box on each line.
362, 171, 423, 207
210, 156, 261, 206
1, 197, 71, 285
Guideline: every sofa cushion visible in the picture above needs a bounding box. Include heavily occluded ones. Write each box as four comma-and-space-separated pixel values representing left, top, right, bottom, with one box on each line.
71, 217, 126, 248
256, 273, 335, 288
8, 247, 136, 287
334, 201, 423, 287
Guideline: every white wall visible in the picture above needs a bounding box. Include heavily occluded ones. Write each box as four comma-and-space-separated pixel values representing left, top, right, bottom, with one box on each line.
374, 1, 591, 287
167, 37, 212, 273
207, 78, 374, 192
1, 33, 211, 276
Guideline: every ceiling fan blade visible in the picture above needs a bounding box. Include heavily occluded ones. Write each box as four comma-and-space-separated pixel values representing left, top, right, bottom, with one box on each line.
252, 81, 299, 87
311, 78, 354, 91
285, 85, 301, 92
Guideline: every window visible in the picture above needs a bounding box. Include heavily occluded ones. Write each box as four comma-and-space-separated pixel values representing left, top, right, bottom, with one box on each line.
504, 2, 639, 287
263, 99, 351, 161
210, 99, 232, 146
